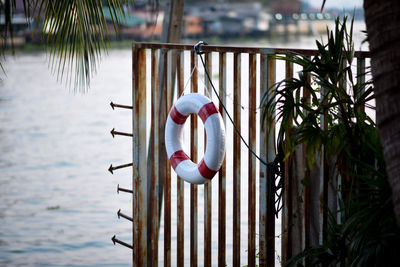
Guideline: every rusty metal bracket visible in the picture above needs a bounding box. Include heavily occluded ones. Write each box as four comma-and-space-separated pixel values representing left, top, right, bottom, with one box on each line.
111, 235, 133, 249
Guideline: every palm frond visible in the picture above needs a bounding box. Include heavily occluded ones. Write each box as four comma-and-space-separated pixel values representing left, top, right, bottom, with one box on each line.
31, 0, 132, 92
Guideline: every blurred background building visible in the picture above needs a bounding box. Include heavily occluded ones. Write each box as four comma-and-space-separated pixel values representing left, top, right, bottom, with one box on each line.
3, 0, 364, 47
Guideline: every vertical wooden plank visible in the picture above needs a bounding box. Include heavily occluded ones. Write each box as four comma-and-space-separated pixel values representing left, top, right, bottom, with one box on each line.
259, 52, 276, 267
164, 50, 171, 267
218, 52, 227, 267
176, 50, 185, 267
233, 52, 241, 267
204, 52, 212, 267
259, 53, 268, 267
248, 53, 257, 267
289, 145, 304, 257
132, 47, 148, 267
150, 48, 160, 267
132, 44, 138, 267
282, 60, 293, 263
265, 55, 276, 267
190, 50, 198, 267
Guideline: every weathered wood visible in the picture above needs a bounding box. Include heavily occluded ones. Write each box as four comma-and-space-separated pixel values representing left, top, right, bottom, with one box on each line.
204, 52, 212, 267
176, 51, 185, 267
266, 56, 276, 267
248, 53, 257, 267
190, 50, 199, 267
233, 52, 241, 267
163, 51, 171, 267
218, 52, 227, 267
150, 48, 160, 267
290, 146, 305, 257
132, 47, 148, 266
282, 61, 294, 263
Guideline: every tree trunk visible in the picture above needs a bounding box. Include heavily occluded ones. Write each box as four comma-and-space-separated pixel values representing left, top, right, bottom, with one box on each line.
364, 0, 400, 226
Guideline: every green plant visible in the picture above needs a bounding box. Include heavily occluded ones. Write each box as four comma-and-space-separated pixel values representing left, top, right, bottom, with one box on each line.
1, 0, 135, 90
262, 17, 400, 266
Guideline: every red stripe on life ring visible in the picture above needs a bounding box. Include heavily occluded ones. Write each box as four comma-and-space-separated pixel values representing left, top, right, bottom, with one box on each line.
198, 159, 217, 179
198, 102, 218, 123
170, 105, 188, 125
170, 150, 190, 170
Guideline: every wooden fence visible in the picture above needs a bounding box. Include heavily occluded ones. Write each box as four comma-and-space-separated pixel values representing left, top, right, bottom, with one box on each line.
130, 42, 370, 266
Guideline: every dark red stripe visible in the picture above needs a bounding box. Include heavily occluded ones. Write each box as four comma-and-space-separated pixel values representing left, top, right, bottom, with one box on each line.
198, 102, 218, 123
170, 105, 188, 125
198, 159, 218, 179
170, 150, 190, 170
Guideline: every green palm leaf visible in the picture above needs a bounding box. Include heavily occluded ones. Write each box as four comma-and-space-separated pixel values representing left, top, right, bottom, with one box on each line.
1, 0, 137, 91
32, 0, 131, 91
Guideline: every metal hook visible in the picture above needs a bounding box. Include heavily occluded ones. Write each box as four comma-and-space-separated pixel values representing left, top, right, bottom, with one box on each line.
194, 41, 208, 55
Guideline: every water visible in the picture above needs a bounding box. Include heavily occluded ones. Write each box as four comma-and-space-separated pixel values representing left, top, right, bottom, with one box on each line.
0, 51, 133, 266
0, 21, 367, 267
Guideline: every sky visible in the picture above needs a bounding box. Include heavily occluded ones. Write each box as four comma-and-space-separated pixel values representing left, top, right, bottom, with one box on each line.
305, 0, 363, 9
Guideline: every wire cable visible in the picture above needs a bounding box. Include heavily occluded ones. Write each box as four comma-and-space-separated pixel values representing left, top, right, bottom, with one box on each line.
194, 42, 286, 217
195, 45, 269, 166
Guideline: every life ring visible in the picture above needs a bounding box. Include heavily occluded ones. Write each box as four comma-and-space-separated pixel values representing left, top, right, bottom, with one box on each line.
165, 93, 226, 184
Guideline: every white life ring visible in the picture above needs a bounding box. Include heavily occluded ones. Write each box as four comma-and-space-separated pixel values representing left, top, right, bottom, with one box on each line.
165, 93, 226, 184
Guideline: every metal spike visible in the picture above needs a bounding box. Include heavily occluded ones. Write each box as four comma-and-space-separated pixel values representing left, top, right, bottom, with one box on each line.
111, 235, 133, 249
108, 163, 133, 174
117, 209, 133, 222
117, 184, 133, 194
110, 102, 133, 110
110, 128, 133, 138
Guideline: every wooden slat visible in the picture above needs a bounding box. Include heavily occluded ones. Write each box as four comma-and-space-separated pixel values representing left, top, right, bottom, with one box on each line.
132, 47, 148, 266
266, 56, 276, 267
190, 50, 198, 267
248, 53, 257, 267
204, 52, 212, 267
282, 61, 294, 263
218, 52, 227, 267
164, 50, 171, 267
233, 52, 241, 267
176, 51, 185, 267
150, 48, 160, 267
258, 53, 276, 267
259, 53, 267, 267
132, 43, 138, 267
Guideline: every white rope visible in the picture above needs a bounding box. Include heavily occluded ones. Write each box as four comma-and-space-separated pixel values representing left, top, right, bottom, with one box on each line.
180, 54, 214, 100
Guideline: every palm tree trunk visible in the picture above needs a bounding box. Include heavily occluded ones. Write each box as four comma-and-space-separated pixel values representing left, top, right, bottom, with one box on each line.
364, 0, 400, 226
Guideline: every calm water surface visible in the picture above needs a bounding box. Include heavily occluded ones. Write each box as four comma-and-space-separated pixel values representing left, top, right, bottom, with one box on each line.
0, 24, 367, 267
0, 50, 132, 266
